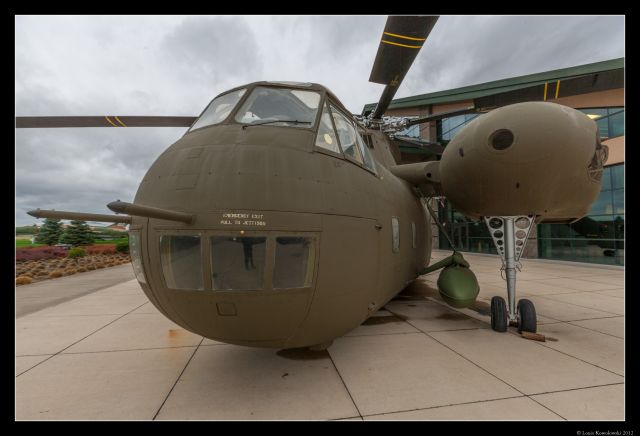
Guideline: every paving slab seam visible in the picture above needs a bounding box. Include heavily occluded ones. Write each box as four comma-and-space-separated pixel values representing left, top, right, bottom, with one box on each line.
401, 318, 567, 421
327, 349, 364, 420
358, 394, 526, 420
59, 344, 210, 355
515, 381, 624, 398
504, 328, 625, 378
565, 321, 624, 339
425, 295, 620, 326
532, 295, 623, 317
15, 301, 148, 378
152, 338, 204, 420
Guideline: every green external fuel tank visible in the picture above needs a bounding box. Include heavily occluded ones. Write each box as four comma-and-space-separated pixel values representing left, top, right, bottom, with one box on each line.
420, 251, 479, 308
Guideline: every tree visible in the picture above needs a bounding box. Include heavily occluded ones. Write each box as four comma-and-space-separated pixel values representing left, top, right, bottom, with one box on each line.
34, 218, 63, 245
59, 220, 95, 246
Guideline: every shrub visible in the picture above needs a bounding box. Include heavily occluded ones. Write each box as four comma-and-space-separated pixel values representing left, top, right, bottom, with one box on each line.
77, 267, 87, 273
116, 241, 129, 253
49, 270, 63, 278
87, 265, 97, 270
16, 246, 67, 262
95, 263, 105, 269
86, 245, 116, 255
64, 269, 77, 275
16, 276, 33, 285
67, 247, 86, 259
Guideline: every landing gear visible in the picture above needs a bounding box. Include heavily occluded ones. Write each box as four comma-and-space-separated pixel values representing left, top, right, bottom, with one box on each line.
485, 215, 538, 334
490, 296, 507, 332
517, 299, 537, 333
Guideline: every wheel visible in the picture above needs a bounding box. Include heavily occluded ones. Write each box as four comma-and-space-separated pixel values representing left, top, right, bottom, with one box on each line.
517, 299, 537, 333
490, 296, 508, 332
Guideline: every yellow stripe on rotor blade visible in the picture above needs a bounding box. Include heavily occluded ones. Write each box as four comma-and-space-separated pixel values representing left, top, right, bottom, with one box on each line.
383, 31, 427, 42
104, 116, 118, 127
381, 39, 423, 49
543, 82, 548, 101
555, 80, 561, 99
114, 116, 127, 127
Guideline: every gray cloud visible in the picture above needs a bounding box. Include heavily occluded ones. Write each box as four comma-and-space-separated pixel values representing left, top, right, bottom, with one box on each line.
15, 15, 624, 226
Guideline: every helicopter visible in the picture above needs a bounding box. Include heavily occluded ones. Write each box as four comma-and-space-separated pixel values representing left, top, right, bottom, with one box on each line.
17, 15, 608, 349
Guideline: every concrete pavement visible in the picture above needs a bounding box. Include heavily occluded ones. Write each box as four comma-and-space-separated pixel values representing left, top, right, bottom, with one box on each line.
15, 250, 624, 420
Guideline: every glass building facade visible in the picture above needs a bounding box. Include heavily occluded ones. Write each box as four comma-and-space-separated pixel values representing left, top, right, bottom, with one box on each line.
435, 108, 624, 266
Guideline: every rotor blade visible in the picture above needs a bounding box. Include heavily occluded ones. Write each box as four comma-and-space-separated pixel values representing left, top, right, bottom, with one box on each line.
369, 15, 439, 119
16, 116, 197, 128
474, 68, 624, 109
405, 106, 478, 127
392, 135, 444, 155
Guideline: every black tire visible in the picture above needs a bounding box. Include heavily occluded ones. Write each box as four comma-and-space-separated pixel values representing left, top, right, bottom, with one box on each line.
517, 299, 537, 333
490, 296, 508, 332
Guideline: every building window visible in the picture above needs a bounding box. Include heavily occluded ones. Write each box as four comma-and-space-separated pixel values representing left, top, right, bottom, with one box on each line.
392, 217, 400, 253
537, 163, 624, 266
160, 235, 203, 290
210, 236, 267, 290
273, 237, 316, 289
437, 113, 480, 143
579, 107, 624, 139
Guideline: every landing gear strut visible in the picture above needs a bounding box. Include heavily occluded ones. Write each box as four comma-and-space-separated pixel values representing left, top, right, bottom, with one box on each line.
484, 215, 537, 333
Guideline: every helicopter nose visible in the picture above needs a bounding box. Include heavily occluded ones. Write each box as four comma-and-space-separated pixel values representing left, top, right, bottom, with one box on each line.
144, 229, 319, 348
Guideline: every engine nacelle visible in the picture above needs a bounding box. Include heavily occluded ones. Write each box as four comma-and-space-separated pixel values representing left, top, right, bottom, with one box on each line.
439, 102, 606, 222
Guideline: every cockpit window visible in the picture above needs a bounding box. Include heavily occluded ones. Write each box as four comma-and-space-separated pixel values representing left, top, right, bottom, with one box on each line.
314, 102, 341, 154
356, 129, 377, 173
189, 88, 246, 131
235, 87, 321, 128
331, 106, 364, 165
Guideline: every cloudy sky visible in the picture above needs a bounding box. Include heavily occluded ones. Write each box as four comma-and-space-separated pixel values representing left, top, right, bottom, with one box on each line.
15, 15, 624, 226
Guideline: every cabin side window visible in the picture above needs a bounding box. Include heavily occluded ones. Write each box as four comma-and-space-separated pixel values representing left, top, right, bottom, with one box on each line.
392, 217, 400, 253
210, 236, 267, 290
189, 88, 246, 132
129, 231, 146, 284
331, 106, 365, 165
314, 102, 341, 154
273, 237, 316, 289
160, 235, 203, 290
412, 222, 417, 249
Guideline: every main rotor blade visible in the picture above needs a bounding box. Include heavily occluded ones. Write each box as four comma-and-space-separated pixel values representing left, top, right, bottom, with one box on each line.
405, 106, 478, 127
474, 68, 624, 109
15, 116, 197, 128
369, 15, 439, 119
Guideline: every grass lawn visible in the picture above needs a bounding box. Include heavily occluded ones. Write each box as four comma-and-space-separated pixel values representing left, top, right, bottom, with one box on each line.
16, 240, 45, 247
16, 238, 128, 247
94, 238, 128, 245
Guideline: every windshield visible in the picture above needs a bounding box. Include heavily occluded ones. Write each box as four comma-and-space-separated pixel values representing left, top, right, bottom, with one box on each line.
235, 87, 321, 128
189, 88, 246, 132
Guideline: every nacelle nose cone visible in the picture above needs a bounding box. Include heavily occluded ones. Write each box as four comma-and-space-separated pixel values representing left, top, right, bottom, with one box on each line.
437, 265, 479, 309
439, 102, 602, 220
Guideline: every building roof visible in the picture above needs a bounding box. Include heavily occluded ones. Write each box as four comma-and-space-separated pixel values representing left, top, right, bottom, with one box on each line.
362, 58, 624, 114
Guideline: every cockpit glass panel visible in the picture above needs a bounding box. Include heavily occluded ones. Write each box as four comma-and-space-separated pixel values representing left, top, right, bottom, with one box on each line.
314, 103, 341, 154
331, 106, 364, 164
235, 87, 320, 128
210, 236, 266, 290
356, 130, 376, 172
189, 88, 246, 131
